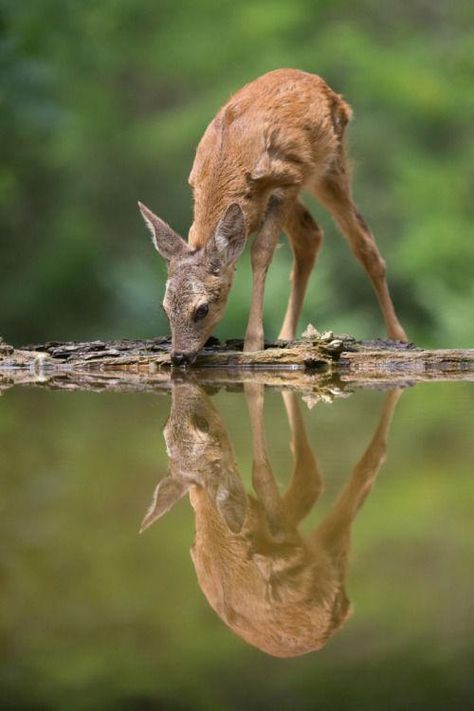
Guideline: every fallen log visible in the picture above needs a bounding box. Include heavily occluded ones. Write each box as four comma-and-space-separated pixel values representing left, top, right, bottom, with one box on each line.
0, 330, 473, 396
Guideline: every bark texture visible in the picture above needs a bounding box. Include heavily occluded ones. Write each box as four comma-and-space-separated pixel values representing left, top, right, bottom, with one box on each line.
1, 332, 473, 396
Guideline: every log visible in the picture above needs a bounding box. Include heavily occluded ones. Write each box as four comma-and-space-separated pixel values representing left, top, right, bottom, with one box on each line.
1, 329, 473, 397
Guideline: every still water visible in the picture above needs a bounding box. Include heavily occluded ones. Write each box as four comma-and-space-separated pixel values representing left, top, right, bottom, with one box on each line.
1, 379, 473, 710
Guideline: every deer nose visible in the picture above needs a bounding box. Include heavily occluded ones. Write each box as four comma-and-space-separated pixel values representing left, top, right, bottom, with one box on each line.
171, 351, 194, 367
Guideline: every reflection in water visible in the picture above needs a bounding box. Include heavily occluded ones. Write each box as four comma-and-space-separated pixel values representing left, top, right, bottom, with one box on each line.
142, 380, 401, 658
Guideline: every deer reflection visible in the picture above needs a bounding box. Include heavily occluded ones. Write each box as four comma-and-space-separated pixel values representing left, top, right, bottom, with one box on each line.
142, 380, 401, 658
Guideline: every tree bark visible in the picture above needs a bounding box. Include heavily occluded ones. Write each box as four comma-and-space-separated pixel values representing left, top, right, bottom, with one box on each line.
1, 332, 473, 396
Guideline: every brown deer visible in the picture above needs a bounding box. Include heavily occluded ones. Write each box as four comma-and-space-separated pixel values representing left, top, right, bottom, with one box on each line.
141, 379, 401, 657
139, 68, 407, 365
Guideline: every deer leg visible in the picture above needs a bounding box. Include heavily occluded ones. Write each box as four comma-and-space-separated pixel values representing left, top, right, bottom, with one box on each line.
278, 201, 323, 341
244, 199, 287, 352
244, 382, 283, 535
313, 165, 407, 342
280, 391, 324, 526
311, 388, 402, 552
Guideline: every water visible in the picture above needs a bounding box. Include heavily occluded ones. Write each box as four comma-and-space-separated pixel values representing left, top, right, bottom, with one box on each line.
1, 380, 473, 710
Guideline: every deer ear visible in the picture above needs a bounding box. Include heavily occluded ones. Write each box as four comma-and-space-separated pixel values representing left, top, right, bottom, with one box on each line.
140, 475, 190, 533
138, 202, 188, 261
208, 203, 246, 266
215, 474, 248, 534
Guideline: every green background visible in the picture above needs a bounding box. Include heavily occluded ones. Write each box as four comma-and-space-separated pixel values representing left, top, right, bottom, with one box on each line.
1, 0, 473, 346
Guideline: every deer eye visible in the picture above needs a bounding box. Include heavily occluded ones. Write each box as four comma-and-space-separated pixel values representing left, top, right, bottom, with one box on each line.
192, 414, 209, 433
194, 303, 209, 321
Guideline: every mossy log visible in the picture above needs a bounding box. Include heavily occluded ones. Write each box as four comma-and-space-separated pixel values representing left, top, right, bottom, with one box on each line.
1, 331, 473, 396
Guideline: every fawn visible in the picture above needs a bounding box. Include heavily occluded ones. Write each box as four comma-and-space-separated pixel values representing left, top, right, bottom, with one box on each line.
141, 380, 401, 657
139, 68, 407, 366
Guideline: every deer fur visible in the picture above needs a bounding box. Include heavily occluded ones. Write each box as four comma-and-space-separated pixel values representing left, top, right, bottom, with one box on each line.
141, 380, 401, 657
139, 68, 407, 365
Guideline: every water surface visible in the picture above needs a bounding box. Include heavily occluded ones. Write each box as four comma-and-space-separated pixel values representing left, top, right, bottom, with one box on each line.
1, 380, 472, 710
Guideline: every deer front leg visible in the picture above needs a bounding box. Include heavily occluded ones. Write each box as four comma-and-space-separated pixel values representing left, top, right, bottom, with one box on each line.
244, 382, 283, 535
280, 391, 324, 526
244, 199, 287, 352
279, 201, 323, 341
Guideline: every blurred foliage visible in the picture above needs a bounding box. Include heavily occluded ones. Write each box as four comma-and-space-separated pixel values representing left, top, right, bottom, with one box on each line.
0, 0, 473, 345
0, 383, 473, 709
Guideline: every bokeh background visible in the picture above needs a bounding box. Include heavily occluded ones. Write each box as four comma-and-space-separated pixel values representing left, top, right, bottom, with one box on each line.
1, 0, 473, 347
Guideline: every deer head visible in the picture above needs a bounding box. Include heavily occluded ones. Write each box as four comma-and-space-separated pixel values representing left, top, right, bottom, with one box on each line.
138, 202, 246, 366
140, 380, 247, 534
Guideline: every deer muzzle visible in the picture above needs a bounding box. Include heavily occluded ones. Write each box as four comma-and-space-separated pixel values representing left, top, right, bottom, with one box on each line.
171, 351, 197, 367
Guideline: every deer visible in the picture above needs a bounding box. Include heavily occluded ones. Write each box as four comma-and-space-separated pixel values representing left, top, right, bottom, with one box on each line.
138, 68, 407, 366
141, 378, 401, 657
